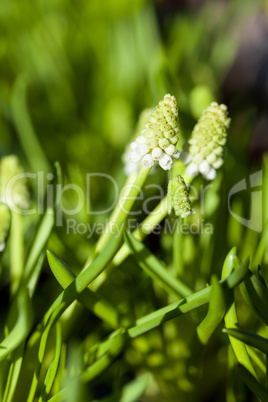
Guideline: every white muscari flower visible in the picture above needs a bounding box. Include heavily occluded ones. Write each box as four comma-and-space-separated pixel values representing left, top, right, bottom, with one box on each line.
125, 162, 139, 175
186, 162, 199, 177
130, 142, 138, 151
212, 157, 224, 169
159, 154, 173, 171
165, 144, 177, 156
179, 102, 230, 180
173, 150, 181, 159
205, 167, 217, 181
124, 94, 180, 175
137, 144, 150, 156
142, 154, 154, 168
152, 147, 163, 160
199, 160, 210, 175
179, 151, 192, 165
129, 152, 142, 163
136, 135, 147, 145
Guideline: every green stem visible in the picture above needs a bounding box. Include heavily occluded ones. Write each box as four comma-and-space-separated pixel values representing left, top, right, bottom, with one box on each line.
89, 196, 169, 292
10, 212, 24, 296
95, 166, 151, 254
112, 195, 168, 266
91, 169, 193, 290
172, 217, 183, 277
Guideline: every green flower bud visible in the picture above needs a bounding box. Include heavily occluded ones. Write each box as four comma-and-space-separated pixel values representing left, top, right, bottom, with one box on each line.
0, 203, 11, 252
143, 94, 179, 149
168, 175, 192, 218
188, 102, 230, 167
0, 155, 29, 210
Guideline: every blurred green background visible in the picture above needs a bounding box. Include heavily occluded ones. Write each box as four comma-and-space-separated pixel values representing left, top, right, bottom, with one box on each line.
1, 0, 268, 401
0, 0, 267, 269
1, 0, 267, 170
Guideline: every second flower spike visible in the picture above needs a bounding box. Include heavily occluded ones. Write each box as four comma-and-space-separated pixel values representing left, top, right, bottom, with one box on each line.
168, 175, 192, 218
180, 102, 230, 180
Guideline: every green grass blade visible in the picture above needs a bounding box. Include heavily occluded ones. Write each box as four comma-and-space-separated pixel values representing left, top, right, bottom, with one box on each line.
80, 347, 122, 383
27, 306, 63, 402
0, 289, 33, 362
95, 373, 153, 402
41, 230, 124, 334
247, 346, 266, 374
84, 328, 126, 365
128, 256, 248, 338
11, 74, 50, 175
52, 343, 66, 396
47, 250, 121, 328
124, 229, 192, 298
222, 250, 257, 380
116, 373, 152, 402
197, 275, 226, 344
223, 328, 268, 355
238, 364, 268, 402
22, 162, 62, 291
39, 322, 62, 402
2, 343, 25, 402
27, 231, 125, 401
226, 345, 238, 402
240, 273, 268, 325
9, 212, 24, 295
48, 331, 125, 401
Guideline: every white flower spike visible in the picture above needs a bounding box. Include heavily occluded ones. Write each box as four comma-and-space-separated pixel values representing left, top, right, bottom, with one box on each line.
124, 94, 180, 174
179, 102, 230, 180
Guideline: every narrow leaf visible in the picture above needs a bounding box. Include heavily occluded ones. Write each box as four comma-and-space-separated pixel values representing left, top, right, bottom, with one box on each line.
0, 289, 33, 361
124, 229, 192, 298
239, 365, 268, 402
197, 275, 226, 344
47, 250, 120, 328
39, 322, 62, 401
223, 328, 268, 355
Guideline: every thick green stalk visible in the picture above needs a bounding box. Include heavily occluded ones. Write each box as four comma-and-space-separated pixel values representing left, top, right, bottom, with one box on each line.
112, 195, 168, 266
89, 196, 169, 292
10, 212, 24, 295
95, 166, 151, 254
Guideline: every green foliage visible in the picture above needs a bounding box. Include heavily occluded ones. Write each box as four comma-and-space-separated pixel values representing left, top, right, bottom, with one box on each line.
0, 1, 267, 401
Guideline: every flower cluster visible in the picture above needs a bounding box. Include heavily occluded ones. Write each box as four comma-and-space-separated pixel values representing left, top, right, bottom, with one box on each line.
180, 102, 230, 180
0, 155, 29, 209
125, 94, 180, 174
167, 175, 192, 218
0, 203, 11, 252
